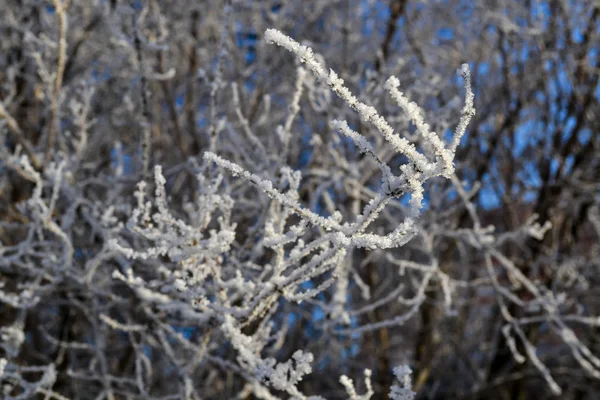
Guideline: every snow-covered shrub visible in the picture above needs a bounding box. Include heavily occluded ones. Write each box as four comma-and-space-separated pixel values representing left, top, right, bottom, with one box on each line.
0, 1, 598, 399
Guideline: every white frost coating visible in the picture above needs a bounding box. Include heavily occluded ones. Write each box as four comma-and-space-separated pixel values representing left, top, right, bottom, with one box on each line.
450, 63, 476, 153
384, 76, 454, 177
389, 365, 416, 400
222, 315, 315, 399
0, 325, 25, 357
204, 152, 344, 232
340, 369, 374, 400
265, 28, 432, 174
331, 119, 394, 184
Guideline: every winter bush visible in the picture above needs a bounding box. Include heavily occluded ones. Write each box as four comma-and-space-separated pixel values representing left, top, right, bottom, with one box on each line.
0, 1, 598, 399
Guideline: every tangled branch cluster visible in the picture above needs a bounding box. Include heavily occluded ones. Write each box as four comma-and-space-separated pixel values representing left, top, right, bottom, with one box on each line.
1, 1, 598, 399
